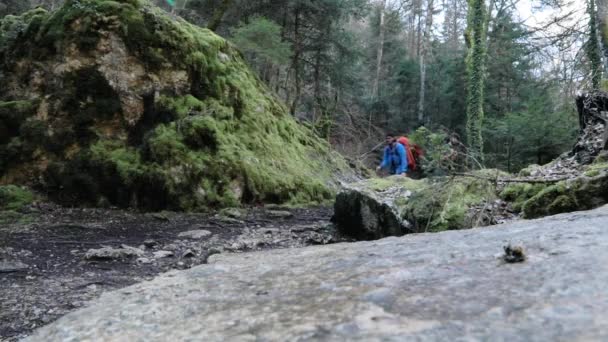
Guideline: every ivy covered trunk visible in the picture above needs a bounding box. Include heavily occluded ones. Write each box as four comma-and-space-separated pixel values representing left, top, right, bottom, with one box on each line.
465, 0, 488, 165
588, 0, 603, 89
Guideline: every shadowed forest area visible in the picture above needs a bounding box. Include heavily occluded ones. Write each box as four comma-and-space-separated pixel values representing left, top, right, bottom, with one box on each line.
1, 0, 596, 172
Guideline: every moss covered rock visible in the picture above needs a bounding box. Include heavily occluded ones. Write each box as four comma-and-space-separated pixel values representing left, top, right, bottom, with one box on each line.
0, 185, 34, 211
0, 1, 350, 210
334, 171, 502, 239
521, 166, 608, 219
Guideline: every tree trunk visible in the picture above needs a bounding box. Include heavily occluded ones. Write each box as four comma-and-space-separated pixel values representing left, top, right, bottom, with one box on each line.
465, 0, 489, 165
207, 0, 234, 32
418, 0, 434, 125
588, 0, 603, 89
290, 8, 302, 116
372, 0, 387, 99
275, 7, 289, 95
597, 0, 608, 71
313, 47, 322, 126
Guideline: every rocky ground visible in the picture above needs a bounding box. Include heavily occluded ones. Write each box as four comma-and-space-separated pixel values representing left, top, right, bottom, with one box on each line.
23, 205, 608, 341
0, 204, 349, 341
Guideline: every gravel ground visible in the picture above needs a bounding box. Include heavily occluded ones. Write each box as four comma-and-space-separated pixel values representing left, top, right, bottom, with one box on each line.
0, 203, 349, 341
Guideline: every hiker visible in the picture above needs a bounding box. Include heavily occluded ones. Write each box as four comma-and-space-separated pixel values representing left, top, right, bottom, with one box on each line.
376, 134, 409, 175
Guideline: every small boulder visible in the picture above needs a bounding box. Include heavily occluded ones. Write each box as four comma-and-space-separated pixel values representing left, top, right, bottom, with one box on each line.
153, 251, 174, 259
136, 257, 153, 265
143, 239, 157, 248
178, 230, 212, 239
266, 210, 293, 219
181, 250, 196, 258
0, 260, 28, 273
85, 246, 144, 261
219, 208, 245, 219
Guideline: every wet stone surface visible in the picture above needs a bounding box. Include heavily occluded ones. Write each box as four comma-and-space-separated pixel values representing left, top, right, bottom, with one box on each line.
0, 204, 348, 341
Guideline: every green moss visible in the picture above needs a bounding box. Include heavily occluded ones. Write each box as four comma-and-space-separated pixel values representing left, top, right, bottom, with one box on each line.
584, 162, 608, 177
405, 174, 496, 232
520, 162, 608, 219
0, 8, 49, 52
500, 182, 547, 212
518, 164, 541, 177
0, 185, 34, 211
522, 182, 577, 218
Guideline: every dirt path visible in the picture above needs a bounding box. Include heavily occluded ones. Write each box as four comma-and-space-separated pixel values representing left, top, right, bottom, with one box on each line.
0, 204, 348, 341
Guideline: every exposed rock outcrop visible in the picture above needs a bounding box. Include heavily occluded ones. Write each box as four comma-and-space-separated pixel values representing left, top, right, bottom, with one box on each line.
24, 205, 608, 341
334, 171, 506, 239
0, 0, 351, 210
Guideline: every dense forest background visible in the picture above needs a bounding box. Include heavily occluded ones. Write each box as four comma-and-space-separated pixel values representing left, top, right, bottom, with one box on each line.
1, 0, 600, 172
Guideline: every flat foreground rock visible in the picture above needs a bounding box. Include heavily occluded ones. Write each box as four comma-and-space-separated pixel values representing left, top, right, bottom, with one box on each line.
25, 206, 608, 341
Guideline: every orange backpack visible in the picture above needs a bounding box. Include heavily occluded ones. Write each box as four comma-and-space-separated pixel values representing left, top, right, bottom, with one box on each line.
397, 136, 418, 171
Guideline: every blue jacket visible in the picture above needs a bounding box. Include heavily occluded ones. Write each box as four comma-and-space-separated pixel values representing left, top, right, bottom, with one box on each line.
380, 143, 409, 174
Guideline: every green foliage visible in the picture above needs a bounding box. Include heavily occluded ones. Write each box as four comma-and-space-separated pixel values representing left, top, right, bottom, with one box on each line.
484, 11, 534, 119
408, 127, 454, 175
229, 16, 292, 66
0, 185, 34, 211
484, 94, 578, 172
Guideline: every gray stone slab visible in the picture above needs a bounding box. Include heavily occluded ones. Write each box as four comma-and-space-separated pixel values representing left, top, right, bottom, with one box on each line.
24, 206, 608, 341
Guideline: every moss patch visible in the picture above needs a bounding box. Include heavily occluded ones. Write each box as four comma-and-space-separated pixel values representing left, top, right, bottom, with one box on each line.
499, 183, 548, 212
404, 173, 497, 232
584, 162, 608, 177
522, 171, 608, 219
0, 185, 34, 211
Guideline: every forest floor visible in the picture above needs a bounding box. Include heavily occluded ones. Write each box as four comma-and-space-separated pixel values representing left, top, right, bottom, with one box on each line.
0, 204, 350, 341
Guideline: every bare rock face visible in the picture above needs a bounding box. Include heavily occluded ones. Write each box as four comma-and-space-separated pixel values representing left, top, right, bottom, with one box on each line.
23, 205, 608, 341
0, 1, 351, 210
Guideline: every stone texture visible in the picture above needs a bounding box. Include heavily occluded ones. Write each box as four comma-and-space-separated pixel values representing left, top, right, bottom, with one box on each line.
0, 260, 28, 273
177, 229, 212, 239
25, 205, 608, 341
84, 246, 144, 260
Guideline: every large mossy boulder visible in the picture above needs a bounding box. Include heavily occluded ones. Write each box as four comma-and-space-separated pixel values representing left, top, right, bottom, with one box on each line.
0, 0, 350, 210
334, 171, 503, 240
